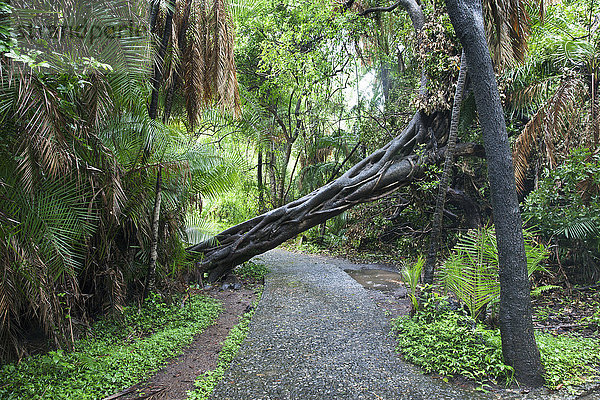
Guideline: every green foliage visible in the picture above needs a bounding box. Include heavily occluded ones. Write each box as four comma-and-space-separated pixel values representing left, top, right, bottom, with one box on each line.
203, 178, 258, 229
0, 4, 241, 357
393, 293, 600, 390
413, 1, 461, 114
400, 257, 424, 311
536, 333, 600, 390
440, 227, 548, 318
187, 293, 261, 400
0, 294, 222, 400
391, 292, 514, 384
523, 148, 600, 282
234, 262, 270, 282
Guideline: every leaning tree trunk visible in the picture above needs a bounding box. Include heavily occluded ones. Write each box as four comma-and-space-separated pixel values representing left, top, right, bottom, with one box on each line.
445, 0, 545, 387
191, 113, 428, 279
423, 50, 468, 284
190, 0, 430, 281
188, 113, 487, 281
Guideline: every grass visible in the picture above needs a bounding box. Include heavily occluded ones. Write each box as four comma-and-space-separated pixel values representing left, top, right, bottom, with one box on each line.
187, 290, 262, 400
0, 292, 222, 400
391, 293, 600, 392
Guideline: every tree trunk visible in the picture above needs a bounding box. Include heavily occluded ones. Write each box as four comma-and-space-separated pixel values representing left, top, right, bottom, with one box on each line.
267, 147, 277, 207
445, 0, 544, 386
190, 113, 444, 280
423, 50, 467, 284
258, 148, 264, 212
144, 166, 162, 299
148, 0, 175, 120
278, 141, 293, 206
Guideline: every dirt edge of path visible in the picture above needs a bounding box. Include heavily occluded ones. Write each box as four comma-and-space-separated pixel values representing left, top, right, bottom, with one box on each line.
117, 288, 256, 400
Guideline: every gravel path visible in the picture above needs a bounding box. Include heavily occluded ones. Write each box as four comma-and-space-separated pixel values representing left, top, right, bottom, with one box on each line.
210, 249, 493, 400
209, 249, 600, 400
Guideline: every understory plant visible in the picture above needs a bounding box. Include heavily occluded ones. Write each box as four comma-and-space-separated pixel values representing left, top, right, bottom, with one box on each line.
400, 256, 425, 312
392, 291, 514, 384
0, 293, 222, 400
523, 148, 600, 283
439, 227, 548, 319
234, 261, 270, 282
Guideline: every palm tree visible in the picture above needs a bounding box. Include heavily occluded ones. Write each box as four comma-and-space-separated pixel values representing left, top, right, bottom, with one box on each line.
0, 0, 242, 361
510, 1, 599, 191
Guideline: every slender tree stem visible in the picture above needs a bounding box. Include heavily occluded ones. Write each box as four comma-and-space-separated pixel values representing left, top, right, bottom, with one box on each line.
149, 0, 175, 120
144, 166, 162, 299
423, 50, 467, 284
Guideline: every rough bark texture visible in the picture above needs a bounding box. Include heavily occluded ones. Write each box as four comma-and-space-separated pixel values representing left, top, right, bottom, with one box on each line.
445, 0, 545, 386
424, 50, 467, 284
190, 113, 432, 280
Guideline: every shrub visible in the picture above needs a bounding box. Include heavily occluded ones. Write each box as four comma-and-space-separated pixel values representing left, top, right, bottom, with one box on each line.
391, 292, 514, 384
523, 148, 600, 282
234, 261, 270, 282
439, 227, 548, 319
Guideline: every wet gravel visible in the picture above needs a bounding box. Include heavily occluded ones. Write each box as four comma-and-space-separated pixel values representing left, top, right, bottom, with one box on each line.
209, 249, 599, 400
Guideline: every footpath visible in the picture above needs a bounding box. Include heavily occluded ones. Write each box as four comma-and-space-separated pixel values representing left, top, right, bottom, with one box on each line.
209, 249, 491, 400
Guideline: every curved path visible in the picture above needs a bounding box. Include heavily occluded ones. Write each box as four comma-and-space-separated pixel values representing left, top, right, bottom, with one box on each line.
209, 249, 591, 400
210, 249, 489, 400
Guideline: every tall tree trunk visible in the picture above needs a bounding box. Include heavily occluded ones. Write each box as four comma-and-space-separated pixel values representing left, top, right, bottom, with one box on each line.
445, 0, 544, 386
146, 2, 171, 294
144, 166, 162, 299
423, 50, 467, 284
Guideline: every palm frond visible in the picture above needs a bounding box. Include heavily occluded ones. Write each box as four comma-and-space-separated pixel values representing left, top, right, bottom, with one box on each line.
483, 0, 529, 69
440, 227, 548, 318
512, 77, 583, 192
184, 212, 219, 245
557, 217, 599, 241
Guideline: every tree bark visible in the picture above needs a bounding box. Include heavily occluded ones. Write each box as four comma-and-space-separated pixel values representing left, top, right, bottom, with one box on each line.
144, 166, 162, 299
148, 0, 175, 120
267, 146, 277, 207
445, 0, 544, 386
278, 141, 293, 206
257, 148, 264, 212
423, 50, 467, 284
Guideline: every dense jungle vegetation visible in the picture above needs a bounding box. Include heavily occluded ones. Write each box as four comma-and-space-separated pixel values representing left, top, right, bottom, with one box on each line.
1, 0, 600, 394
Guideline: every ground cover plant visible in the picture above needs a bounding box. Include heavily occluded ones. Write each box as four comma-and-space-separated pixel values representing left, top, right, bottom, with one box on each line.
392, 292, 600, 392
187, 292, 261, 399
0, 293, 222, 400
234, 261, 270, 282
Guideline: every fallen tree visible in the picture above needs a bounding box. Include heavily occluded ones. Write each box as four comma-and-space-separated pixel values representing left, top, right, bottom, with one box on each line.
189, 112, 473, 280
